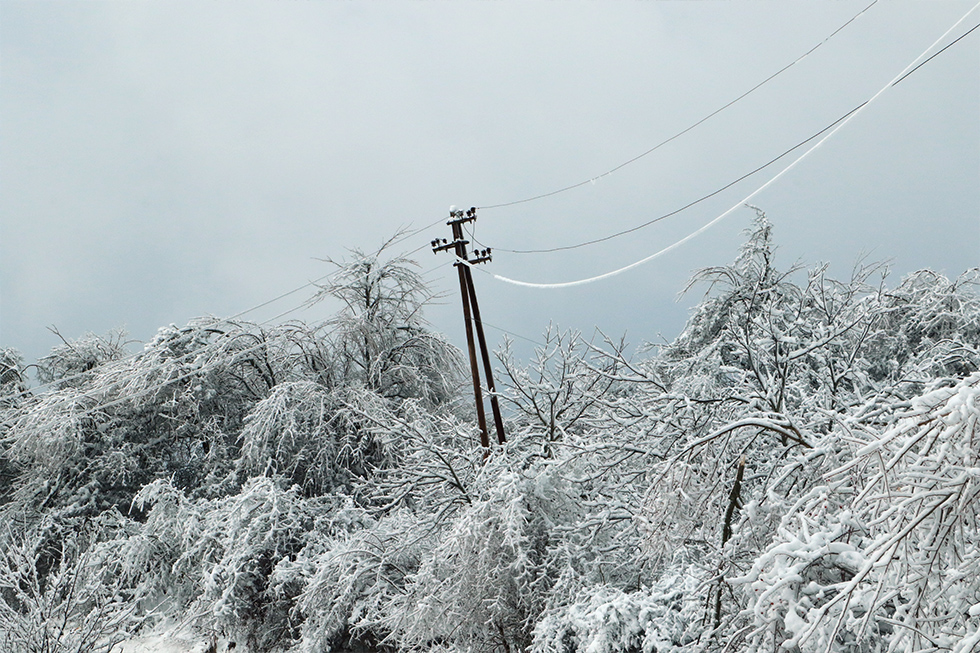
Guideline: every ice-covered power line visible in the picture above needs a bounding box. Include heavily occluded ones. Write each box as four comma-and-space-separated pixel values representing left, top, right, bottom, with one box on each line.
477, 102, 867, 255
476, 0, 879, 211
468, 7, 980, 290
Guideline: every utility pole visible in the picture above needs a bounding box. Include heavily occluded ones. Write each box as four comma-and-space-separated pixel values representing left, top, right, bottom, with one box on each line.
432, 207, 506, 455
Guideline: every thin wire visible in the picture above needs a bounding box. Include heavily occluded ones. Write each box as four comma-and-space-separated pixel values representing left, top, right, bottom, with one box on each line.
475, 320, 548, 348
16, 276, 329, 399
421, 260, 453, 278
480, 102, 866, 255
225, 274, 333, 321
17, 296, 522, 426
4, 286, 306, 401
4, 232, 451, 419
7, 217, 448, 402
470, 6, 980, 290
404, 242, 431, 258
390, 218, 448, 253
477, 0, 879, 211
225, 222, 440, 323
261, 303, 312, 325
892, 21, 980, 86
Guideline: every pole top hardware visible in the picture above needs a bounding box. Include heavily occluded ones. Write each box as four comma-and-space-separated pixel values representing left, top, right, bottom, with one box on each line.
431, 238, 469, 254
447, 206, 478, 226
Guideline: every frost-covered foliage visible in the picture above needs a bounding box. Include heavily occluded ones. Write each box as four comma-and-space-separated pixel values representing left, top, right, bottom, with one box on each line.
0, 245, 463, 649
3, 217, 980, 653
1, 347, 29, 407
116, 476, 326, 649
736, 373, 980, 653
36, 329, 130, 389
532, 577, 702, 653
0, 519, 137, 653
237, 381, 397, 497
310, 243, 463, 405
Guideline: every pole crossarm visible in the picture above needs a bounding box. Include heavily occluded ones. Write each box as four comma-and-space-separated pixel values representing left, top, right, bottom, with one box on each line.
431, 238, 469, 254
455, 248, 492, 266
446, 206, 478, 226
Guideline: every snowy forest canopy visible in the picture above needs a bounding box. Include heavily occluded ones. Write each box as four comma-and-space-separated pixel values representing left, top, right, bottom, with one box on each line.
3, 214, 980, 653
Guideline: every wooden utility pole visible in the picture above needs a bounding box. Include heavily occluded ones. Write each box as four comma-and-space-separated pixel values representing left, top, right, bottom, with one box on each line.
432, 207, 506, 454
464, 269, 506, 445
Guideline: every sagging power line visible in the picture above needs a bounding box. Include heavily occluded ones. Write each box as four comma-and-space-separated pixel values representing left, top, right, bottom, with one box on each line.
477, 0, 879, 211
479, 101, 867, 255
467, 8, 980, 290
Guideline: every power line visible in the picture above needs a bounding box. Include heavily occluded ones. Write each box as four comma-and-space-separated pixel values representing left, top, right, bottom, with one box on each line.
0, 218, 488, 443
4, 244, 452, 419
476, 320, 548, 349
4, 288, 296, 402
11, 238, 478, 431
10, 14, 971, 415
233, 218, 443, 321
476, 0, 879, 211
478, 101, 866, 255
467, 7, 980, 290
6, 218, 447, 402
421, 261, 453, 278
225, 274, 334, 322
892, 21, 980, 87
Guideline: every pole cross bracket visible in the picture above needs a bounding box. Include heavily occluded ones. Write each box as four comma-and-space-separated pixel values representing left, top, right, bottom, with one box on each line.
455, 249, 492, 266
431, 238, 469, 253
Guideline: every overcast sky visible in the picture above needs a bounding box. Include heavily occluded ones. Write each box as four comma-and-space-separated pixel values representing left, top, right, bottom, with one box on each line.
2, 1, 978, 368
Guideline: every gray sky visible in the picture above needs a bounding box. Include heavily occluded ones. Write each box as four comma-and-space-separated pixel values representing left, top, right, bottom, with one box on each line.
2, 1, 978, 367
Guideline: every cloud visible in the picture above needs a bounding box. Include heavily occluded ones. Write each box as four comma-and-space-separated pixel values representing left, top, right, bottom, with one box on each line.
2, 1, 977, 365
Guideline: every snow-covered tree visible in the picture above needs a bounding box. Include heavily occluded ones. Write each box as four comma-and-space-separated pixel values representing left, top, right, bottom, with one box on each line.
3, 218, 979, 653
0, 242, 466, 650
310, 241, 462, 405
736, 373, 980, 653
